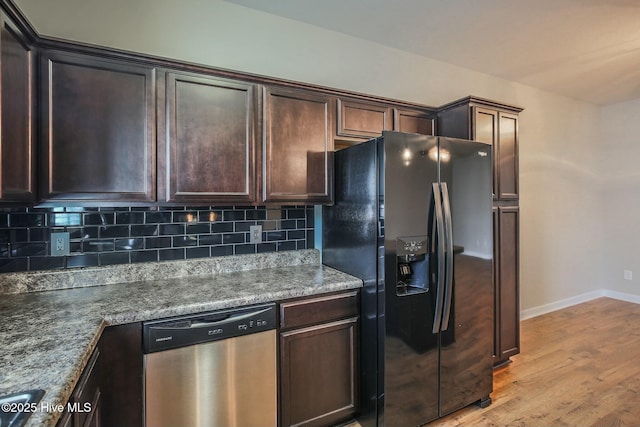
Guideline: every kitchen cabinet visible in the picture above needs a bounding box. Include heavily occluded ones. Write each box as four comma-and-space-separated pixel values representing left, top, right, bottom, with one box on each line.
334, 101, 435, 150
471, 107, 519, 200
494, 111, 519, 200
335, 98, 392, 149
279, 290, 359, 427
55, 323, 143, 427
393, 107, 436, 136
493, 206, 520, 365
438, 96, 522, 366
56, 346, 102, 427
0, 9, 36, 203
437, 97, 521, 201
158, 71, 257, 204
98, 323, 143, 427
262, 86, 333, 204
39, 50, 156, 204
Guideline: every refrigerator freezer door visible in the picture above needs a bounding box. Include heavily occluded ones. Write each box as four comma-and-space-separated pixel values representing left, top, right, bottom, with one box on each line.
438, 137, 494, 416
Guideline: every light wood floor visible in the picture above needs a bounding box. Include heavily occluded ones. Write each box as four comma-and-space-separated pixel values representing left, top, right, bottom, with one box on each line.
427, 297, 640, 427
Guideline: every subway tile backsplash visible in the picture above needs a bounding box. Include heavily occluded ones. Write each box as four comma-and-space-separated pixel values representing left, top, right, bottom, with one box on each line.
0, 206, 314, 273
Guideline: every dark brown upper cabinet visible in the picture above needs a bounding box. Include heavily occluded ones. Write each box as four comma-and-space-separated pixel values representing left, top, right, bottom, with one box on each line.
438, 97, 522, 201
394, 107, 436, 136
496, 111, 519, 200
39, 50, 156, 204
262, 86, 333, 204
158, 71, 257, 204
0, 10, 36, 203
335, 99, 392, 149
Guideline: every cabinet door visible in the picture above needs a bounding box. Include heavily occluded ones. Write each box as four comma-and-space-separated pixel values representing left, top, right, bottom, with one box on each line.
40, 51, 156, 203
394, 108, 435, 135
72, 347, 101, 427
0, 11, 35, 203
280, 317, 359, 427
161, 72, 256, 203
472, 107, 498, 200
98, 323, 143, 427
497, 112, 519, 200
494, 205, 520, 364
56, 411, 73, 427
492, 206, 500, 363
336, 99, 391, 141
263, 87, 333, 204
472, 107, 519, 201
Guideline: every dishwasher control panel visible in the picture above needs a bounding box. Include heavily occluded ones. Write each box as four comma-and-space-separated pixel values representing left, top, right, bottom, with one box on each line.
143, 302, 276, 353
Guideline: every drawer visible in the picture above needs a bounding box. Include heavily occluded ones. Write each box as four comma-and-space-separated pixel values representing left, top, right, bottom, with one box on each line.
279, 290, 359, 330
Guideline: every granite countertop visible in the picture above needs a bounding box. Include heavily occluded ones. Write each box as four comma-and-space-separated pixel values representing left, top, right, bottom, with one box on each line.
0, 250, 362, 427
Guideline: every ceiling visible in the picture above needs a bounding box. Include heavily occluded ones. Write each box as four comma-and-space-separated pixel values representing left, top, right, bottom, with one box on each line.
226, 0, 640, 106
11, 0, 640, 106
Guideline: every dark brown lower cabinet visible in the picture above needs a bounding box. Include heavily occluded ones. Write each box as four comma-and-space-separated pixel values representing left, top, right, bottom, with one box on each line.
56, 323, 142, 427
493, 205, 520, 365
279, 291, 360, 427
98, 323, 143, 427
57, 346, 102, 427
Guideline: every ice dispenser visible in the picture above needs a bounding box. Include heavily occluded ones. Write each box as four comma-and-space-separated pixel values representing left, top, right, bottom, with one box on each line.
396, 236, 429, 295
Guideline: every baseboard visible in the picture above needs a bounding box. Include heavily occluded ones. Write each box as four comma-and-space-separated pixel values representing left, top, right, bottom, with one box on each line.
520, 289, 640, 320
520, 290, 605, 320
601, 289, 640, 305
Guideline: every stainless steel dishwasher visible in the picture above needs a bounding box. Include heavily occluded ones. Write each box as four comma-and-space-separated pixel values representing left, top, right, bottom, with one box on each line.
143, 303, 277, 427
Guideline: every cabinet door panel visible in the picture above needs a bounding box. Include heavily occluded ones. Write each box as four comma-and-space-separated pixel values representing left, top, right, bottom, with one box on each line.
0, 12, 35, 202
492, 206, 500, 362
98, 323, 143, 427
337, 99, 391, 139
394, 108, 435, 135
263, 87, 332, 203
163, 72, 255, 203
498, 112, 519, 200
496, 206, 520, 361
280, 318, 358, 427
72, 347, 101, 427
472, 107, 498, 200
40, 51, 155, 202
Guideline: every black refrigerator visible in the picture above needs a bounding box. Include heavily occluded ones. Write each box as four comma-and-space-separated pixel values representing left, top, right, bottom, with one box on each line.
323, 131, 494, 426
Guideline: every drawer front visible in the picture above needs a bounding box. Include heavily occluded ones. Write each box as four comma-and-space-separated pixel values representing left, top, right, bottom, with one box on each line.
280, 290, 359, 330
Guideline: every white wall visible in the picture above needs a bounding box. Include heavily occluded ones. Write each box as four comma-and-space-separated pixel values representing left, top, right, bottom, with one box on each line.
600, 99, 640, 296
15, 0, 606, 312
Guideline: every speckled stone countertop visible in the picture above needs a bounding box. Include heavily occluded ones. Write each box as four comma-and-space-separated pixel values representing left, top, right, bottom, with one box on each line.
0, 250, 362, 427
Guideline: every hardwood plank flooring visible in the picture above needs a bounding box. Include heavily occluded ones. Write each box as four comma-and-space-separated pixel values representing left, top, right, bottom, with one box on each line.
426, 297, 640, 427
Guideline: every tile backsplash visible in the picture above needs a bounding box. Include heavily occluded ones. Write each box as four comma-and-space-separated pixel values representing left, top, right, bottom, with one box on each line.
0, 206, 314, 273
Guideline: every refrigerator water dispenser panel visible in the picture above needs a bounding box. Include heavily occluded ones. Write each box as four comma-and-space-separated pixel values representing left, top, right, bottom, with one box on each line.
396, 235, 429, 295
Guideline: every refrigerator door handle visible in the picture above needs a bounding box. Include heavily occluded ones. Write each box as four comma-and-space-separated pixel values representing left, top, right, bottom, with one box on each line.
431, 182, 446, 334
441, 182, 454, 331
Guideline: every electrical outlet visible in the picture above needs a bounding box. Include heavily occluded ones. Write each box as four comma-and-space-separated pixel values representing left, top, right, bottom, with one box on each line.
51, 232, 70, 256
249, 225, 262, 244
624, 270, 633, 281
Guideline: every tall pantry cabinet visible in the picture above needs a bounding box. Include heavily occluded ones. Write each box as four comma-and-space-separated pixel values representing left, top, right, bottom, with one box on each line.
438, 96, 522, 366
